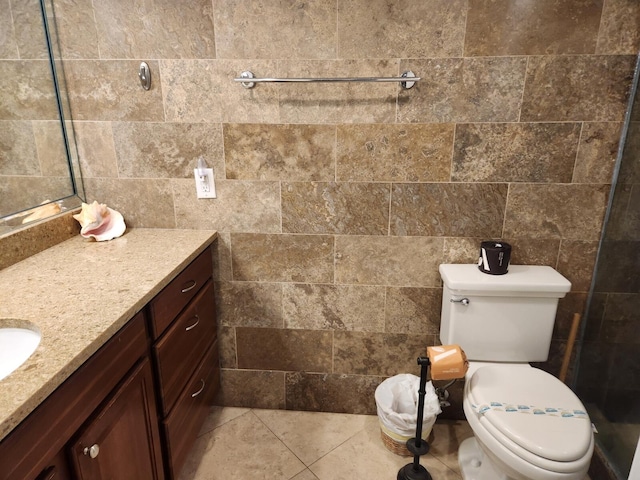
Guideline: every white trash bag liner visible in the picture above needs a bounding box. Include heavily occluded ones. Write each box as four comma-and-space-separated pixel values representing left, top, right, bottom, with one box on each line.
375, 374, 442, 439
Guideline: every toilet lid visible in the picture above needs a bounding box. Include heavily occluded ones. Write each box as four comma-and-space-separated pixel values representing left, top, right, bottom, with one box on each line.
468, 365, 593, 462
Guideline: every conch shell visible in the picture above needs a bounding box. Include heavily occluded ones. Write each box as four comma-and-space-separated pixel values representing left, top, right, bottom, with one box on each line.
72, 201, 126, 241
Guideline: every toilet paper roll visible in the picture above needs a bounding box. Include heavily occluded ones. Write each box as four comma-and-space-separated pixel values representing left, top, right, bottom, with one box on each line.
427, 345, 469, 380
478, 241, 511, 275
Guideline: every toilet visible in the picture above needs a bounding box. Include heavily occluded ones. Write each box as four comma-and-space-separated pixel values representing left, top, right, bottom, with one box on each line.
439, 264, 594, 480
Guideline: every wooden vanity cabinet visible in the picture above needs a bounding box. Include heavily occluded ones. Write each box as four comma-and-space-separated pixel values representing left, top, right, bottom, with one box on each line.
0, 312, 161, 480
0, 245, 219, 480
148, 247, 220, 479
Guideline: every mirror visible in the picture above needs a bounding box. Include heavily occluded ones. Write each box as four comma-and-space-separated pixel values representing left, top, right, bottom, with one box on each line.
0, 0, 84, 235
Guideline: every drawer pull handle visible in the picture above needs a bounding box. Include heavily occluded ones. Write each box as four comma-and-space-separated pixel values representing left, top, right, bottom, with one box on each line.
185, 315, 200, 331
83, 444, 100, 459
191, 379, 205, 398
181, 280, 197, 293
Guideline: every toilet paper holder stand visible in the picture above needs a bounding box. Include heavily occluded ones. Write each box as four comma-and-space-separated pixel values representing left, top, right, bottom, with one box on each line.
397, 356, 433, 480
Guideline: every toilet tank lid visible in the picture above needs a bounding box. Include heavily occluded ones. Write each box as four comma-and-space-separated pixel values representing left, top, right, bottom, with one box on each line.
439, 264, 571, 294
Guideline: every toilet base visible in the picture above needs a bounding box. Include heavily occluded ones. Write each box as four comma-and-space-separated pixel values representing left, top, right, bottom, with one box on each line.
459, 437, 509, 480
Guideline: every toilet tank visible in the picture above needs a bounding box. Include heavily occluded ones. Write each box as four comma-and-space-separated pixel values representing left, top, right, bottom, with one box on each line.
439, 264, 571, 362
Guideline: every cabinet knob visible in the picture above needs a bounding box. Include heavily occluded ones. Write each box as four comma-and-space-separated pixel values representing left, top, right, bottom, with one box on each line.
83, 444, 100, 459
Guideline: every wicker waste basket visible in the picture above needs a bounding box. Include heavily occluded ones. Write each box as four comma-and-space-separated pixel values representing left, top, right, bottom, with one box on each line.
375, 374, 441, 456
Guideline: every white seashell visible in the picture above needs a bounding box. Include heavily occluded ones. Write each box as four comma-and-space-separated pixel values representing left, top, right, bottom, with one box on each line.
72, 201, 126, 241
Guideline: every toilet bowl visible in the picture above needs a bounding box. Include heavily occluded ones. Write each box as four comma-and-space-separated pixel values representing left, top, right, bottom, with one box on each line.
460, 363, 593, 480
438, 264, 594, 480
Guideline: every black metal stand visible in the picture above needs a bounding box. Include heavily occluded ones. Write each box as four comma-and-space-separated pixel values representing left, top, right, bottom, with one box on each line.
397, 357, 433, 480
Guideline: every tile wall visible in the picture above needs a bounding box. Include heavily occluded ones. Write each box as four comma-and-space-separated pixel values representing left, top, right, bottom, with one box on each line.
45, 0, 639, 416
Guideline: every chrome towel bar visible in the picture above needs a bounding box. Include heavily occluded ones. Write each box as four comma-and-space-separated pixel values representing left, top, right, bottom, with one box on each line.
234, 70, 419, 89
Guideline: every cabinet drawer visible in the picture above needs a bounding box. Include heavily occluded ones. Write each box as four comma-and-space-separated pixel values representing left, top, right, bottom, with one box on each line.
153, 280, 216, 415
149, 247, 213, 339
163, 341, 219, 480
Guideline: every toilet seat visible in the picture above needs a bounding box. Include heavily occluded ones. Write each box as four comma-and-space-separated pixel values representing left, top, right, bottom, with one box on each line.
464, 364, 593, 475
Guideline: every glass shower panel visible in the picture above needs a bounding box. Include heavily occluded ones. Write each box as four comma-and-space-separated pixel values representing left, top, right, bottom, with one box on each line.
574, 55, 640, 479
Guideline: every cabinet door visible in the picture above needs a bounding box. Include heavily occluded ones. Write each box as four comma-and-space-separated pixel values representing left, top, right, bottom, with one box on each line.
69, 358, 164, 480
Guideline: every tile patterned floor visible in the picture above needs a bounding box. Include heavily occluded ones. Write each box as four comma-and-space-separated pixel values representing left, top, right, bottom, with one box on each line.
178, 407, 473, 480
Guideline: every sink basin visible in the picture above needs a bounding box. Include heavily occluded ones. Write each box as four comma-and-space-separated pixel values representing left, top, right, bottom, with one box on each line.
0, 322, 41, 382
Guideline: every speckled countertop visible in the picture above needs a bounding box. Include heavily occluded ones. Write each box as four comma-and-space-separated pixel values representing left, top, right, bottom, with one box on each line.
0, 228, 217, 442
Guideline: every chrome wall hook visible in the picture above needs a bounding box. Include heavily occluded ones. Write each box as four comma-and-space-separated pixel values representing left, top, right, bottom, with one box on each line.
139, 62, 151, 91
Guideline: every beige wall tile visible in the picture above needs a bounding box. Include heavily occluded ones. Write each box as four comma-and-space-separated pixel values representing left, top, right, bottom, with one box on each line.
32, 121, 69, 177
398, 57, 527, 123
573, 122, 622, 183
217, 369, 285, 409
282, 283, 385, 332
73, 122, 118, 178
11, 0, 48, 59
224, 124, 335, 181
0, 0, 18, 59
285, 372, 383, 414
113, 122, 223, 179
557, 240, 599, 292
217, 281, 283, 328
444, 237, 561, 266
0, 61, 58, 120
277, 60, 399, 124
465, 0, 602, 56
596, 0, 640, 54
555, 293, 588, 339
214, 0, 336, 59
453, 123, 580, 183
338, 0, 466, 58
64, 60, 164, 121
282, 182, 390, 235
385, 287, 442, 335
173, 179, 281, 233
335, 235, 444, 287
504, 238, 561, 266
212, 232, 233, 281
391, 183, 508, 237
230, 233, 334, 283
336, 124, 454, 182
504, 183, 610, 240
443, 237, 483, 264
333, 331, 436, 376
51, 0, 99, 59
161, 59, 279, 123
0, 121, 37, 175
217, 326, 237, 368
236, 327, 333, 372
83, 177, 176, 228
521, 55, 636, 122
94, 0, 215, 58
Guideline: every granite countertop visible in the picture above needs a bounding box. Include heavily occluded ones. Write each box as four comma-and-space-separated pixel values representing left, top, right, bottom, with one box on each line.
0, 228, 217, 442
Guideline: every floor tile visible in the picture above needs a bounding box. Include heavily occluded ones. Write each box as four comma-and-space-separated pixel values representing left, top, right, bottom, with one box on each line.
254, 409, 370, 465
308, 415, 461, 480
197, 406, 251, 437
178, 410, 306, 480
289, 469, 320, 480
428, 419, 474, 474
